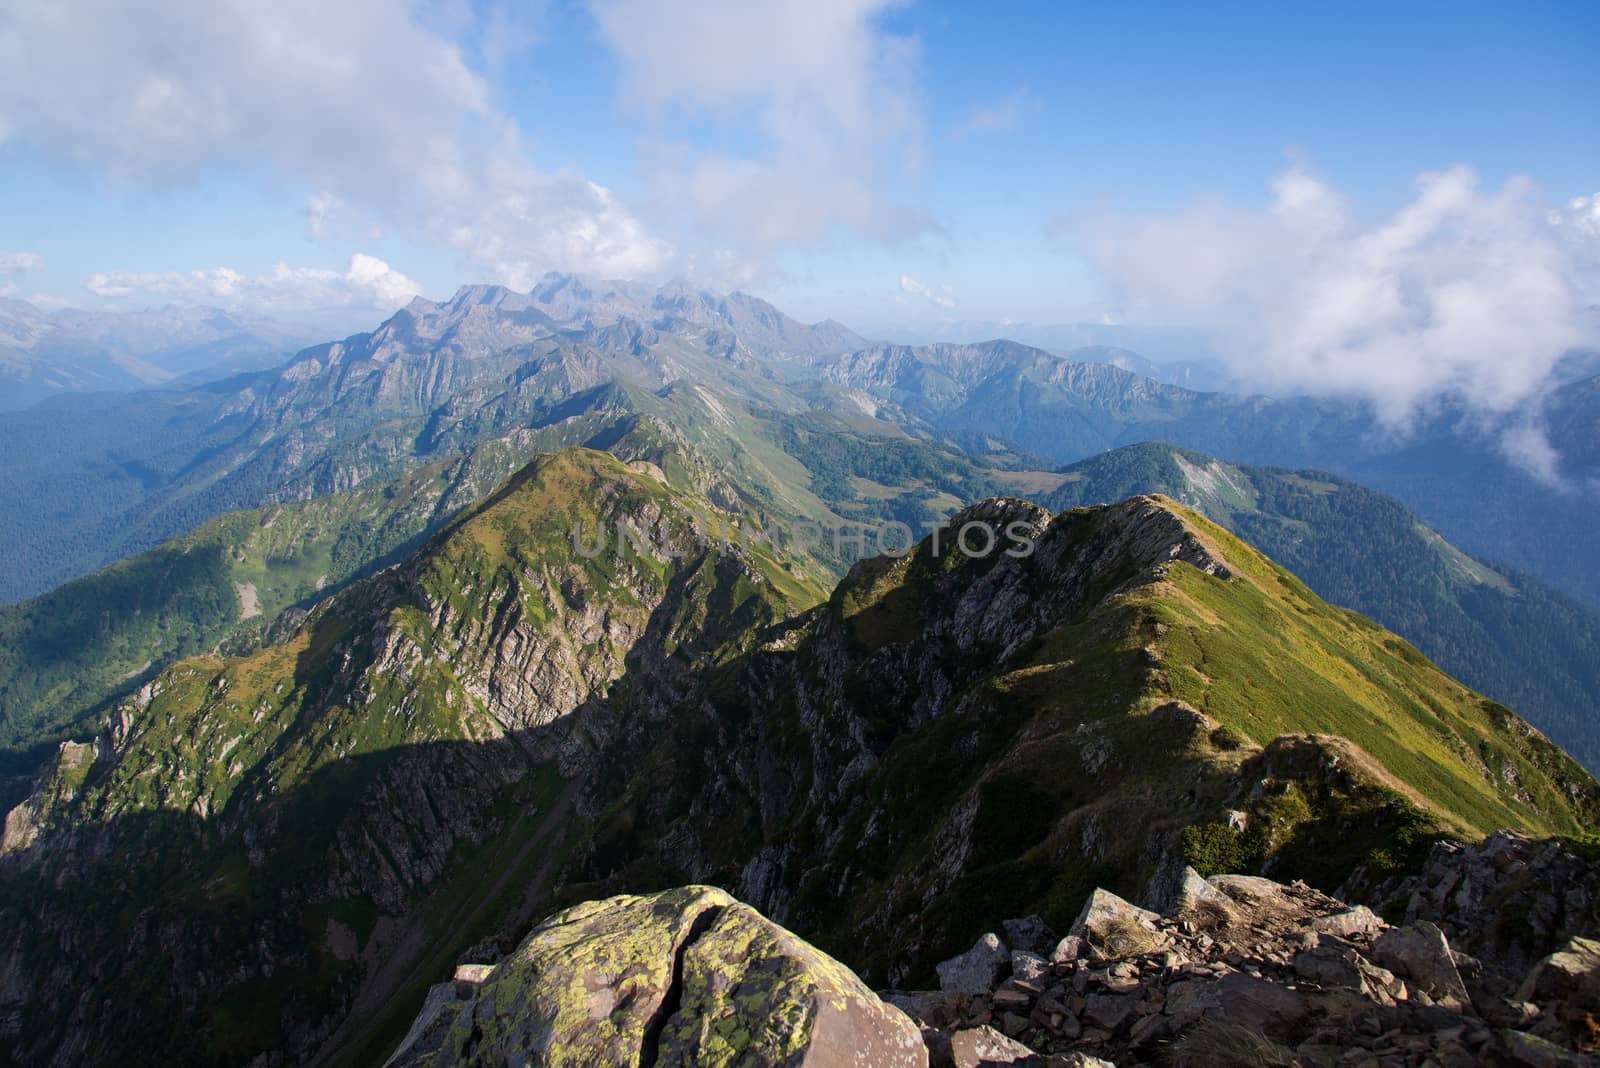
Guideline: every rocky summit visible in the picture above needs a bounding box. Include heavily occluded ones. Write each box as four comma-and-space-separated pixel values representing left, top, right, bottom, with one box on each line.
379, 859, 1600, 1067
899, 853, 1600, 1068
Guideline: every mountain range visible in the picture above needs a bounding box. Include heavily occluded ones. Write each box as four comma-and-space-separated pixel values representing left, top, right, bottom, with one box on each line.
0, 298, 339, 409
1, 275, 1598, 1065
3, 449, 1591, 1065
2, 278, 1597, 786
6, 276, 1594, 613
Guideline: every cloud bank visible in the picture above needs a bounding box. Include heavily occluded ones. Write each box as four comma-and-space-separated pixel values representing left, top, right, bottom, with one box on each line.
0, 0, 931, 293
1074, 166, 1597, 432
84, 255, 423, 313
0, 0, 665, 285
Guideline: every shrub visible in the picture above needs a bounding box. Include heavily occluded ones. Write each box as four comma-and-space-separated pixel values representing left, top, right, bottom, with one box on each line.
1181, 821, 1263, 876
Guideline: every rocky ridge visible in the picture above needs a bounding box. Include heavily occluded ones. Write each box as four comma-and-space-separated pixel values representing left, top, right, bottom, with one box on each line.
3, 478, 1597, 1066
382, 844, 1600, 1067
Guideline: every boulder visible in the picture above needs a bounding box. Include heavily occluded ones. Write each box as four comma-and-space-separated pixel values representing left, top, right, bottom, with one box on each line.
659, 899, 929, 1066
1516, 936, 1600, 1044
1069, 889, 1162, 960
1083, 992, 1139, 1031
945, 1025, 1039, 1067
1498, 1027, 1592, 1068
1517, 936, 1600, 1010
884, 990, 967, 1031
1049, 935, 1085, 964
1371, 921, 1472, 1012
1010, 950, 1050, 984
1051, 1055, 1116, 1068
385, 885, 927, 1067
1310, 906, 1382, 939
938, 934, 1010, 995
1207, 874, 1288, 902
1213, 972, 1310, 1034
1171, 866, 1236, 917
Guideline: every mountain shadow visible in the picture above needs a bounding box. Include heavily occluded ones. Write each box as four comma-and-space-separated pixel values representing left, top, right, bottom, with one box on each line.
3, 450, 1595, 1066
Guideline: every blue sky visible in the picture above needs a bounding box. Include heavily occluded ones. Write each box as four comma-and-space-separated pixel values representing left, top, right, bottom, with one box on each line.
1, 0, 1596, 336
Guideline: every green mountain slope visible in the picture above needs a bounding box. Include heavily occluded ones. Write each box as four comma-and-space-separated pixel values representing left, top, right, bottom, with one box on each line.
2, 455, 1591, 1065
0, 449, 822, 1066
0, 375, 1046, 771
0, 430, 604, 760
1041, 441, 1600, 772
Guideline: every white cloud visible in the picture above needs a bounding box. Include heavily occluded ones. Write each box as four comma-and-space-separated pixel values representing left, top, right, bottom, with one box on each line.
0, 0, 666, 285
1501, 422, 1564, 485
899, 273, 957, 309
0, 250, 41, 295
949, 90, 1030, 141
591, 0, 926, 275
1553, 192, 1600, 240
84, 254, 423, 312
1073, 165, 1597, 429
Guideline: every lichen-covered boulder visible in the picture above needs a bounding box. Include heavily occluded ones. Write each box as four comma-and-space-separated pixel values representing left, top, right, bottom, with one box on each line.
385, 885, 927, 1067
658, 901, 928, 1066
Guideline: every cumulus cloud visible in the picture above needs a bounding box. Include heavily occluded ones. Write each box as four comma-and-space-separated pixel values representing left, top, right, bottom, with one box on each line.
591, 0, 926, 273
899, 274, 957, 308
0, 0, 667, 285
948, 90, 1030, 141
84, 254, 423, 313
1073, 165, 1597, 430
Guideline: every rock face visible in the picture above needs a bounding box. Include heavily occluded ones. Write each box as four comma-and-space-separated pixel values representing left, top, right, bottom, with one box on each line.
386, 886, 927, 1068
901, 869, 1600, 1067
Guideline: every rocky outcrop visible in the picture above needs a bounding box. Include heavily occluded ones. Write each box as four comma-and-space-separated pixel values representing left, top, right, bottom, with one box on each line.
895, 868, 1600, 1067
1358, 831, 1600, 979
385, 886, 926, 1067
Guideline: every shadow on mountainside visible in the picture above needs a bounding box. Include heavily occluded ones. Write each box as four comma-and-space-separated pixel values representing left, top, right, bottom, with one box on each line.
0, 566, 1210, 1067
3, 494, 1598, 1068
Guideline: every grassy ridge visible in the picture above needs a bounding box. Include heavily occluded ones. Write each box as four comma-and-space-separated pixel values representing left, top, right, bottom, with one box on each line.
1045, 441, 1600, 773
